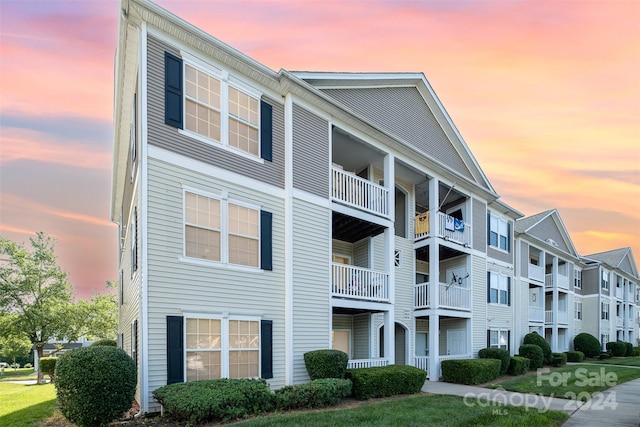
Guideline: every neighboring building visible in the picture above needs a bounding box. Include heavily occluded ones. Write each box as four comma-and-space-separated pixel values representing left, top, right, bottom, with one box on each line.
580, 248, 639, 348
111, 0, 639, 414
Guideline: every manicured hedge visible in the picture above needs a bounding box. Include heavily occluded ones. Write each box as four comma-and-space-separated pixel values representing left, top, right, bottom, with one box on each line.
564, 351, 585, 362
606, 341, 627, 357
624, 342, 633, 357
632, 347, 640, 357
303, 349, 348, 380
574, 333, 601, 358
90, 339, 117, 347
550, 352, 567, 367
441, 359, 501, 385
478, 348, 511, 376
507, 356, 530, 376
153, 379, 275, 424
39, 357, 58, 382
523, 332, 551, 363
274, 378, 352, 410
599, 352, 612, 360
346, 365, 426, 400
519, 344, 543, 370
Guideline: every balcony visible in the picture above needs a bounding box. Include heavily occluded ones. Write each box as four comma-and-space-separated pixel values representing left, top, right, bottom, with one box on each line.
436, 212, 470, 246
529, 264, 544, 283
615, 287, 623, 299
413, 282, 471, 311
347, 358, 389, 369
331, 167, 388, 217
332, 263, 389, 302
529, 306, 544, 323
545, 310, 569, 324
616, 317, 624, 328
545, 274, 569, 290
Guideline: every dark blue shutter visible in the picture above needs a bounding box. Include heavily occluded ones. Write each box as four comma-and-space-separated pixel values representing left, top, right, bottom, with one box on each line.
487, 330, 491, 348
507, 277, 511, 306
260, 101, 273, 161
260, 210, 272, 271
487, 213, 491, 247
166, 316, 184, 384
507, 330, 511, 352
164, 52, 183, 128
261, 320, 273, 379
487, 271, 491, 303
507, 222, 512, 253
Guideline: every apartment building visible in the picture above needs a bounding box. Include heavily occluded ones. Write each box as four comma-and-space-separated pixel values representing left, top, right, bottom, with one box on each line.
111, 0, 639, 414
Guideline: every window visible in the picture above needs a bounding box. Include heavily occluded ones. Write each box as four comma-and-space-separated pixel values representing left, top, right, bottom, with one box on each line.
131, 320, 138, 368
488, 272, 510, 305
574, 268, 582, 289
131, 207, 138, 275
119, 269, 124, 306
186, 316, 260, 381
489, 329, 509, 350
184, 191, 269, 269
575, 302, 582, 320
164, 52, 272, 161
601, 302, 609, 320
601, 270, 609, 290
488, 214, 509, 251
130, 93, 137, 182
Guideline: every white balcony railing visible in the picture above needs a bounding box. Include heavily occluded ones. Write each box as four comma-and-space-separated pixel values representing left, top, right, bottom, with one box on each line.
529, 264, 544, 283
437, 212, 470, 246
347, 358, 389, 369
557, 274, 569, 290
439, 283, 471, 311
414, 282, 430, 309
331, 167, 389, 217
412, 356, 429, 372
616, 317, 624, 328
545, 273, 569, 290
529, 306, 544, 322
545, 310, 568, 324
615, 287, 623, 299
332, 263, 389, 302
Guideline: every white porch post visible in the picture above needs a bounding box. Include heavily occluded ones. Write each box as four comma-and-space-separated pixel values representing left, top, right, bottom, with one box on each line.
428, 177, 439, 381
551, 257, 559, 353
428, 314, 439, 381
383, 153, 395, 364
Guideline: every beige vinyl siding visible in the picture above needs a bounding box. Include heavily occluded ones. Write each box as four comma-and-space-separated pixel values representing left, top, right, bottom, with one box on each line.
471, 255, 488, 356
472, 198, 486, 252
353, 314, 370, 359
145, 158, 286, 410
292, 197, 331, 383
292, 104, 330, 198
146, 35, 285, 189
320, 87, 475, 182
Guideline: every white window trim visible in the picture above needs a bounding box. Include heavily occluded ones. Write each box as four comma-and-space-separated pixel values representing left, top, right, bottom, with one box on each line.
602, 302, 610, 320
575, 301, 582, 320
179, 55, 264, 163
574, 268, 582, 289
489, 329, 509, 350
182, 187, 262, 269
489, 272, 510, 306
488, 213, 509, 252
183, 313, 261, 380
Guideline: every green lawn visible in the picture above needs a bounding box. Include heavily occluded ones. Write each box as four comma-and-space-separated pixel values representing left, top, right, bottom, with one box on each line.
584, 356, 640, 367
488, 364, 640, 400
0, 367, 37, 382
0, 382, 57, 427
234, 394, 568, 427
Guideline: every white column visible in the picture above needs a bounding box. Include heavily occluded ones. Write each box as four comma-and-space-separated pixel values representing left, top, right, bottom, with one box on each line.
383, 154, 395, 364
384, 309, 395, 365
428, 314, 439, 381
551, 257, 559, 352
284, 93, 294, 385
427, 177, 440, 381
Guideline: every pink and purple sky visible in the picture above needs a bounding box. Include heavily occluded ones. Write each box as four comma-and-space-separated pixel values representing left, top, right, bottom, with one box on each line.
1, 0, 639, 300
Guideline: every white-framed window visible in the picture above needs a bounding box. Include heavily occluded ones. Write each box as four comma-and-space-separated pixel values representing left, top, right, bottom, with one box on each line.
574, 268, 582, 289
130, 93, 137, 182
184, 191, 260, 268
131, 207, 138, 275
601, 302, 609, 320
601, 269, 609, 290
488, 214, 509, 251
488, 272, 510, 305
183, 61, 260, 157
489, 329, 509, 351
185, 315, 260, 381
575, 301, 582, 320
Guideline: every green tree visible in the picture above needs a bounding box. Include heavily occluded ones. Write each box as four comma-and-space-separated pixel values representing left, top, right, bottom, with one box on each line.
0, 335, 33, 369
65, 281, 118, 342
0, 232, 74, 383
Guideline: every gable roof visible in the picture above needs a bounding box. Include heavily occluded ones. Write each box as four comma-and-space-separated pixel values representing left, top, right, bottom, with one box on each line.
584, 247, 639, 279
515, 209, 579, 258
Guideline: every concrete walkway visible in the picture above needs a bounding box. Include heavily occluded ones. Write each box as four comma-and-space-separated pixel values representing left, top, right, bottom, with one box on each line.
421, 377, 640, 426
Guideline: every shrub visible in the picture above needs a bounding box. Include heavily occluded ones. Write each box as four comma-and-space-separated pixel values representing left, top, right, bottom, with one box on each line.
518, 344, 544, 370
632, 346, 640, 357
10, 363, 20, 369
346, 365, 426, 400
39, 357, 58, 382
23, 363, 33, 369
303, 349, 348, 380
599, 352, 612, 360
153, 379, 275, 424
275, 378, 352, 410
90, 339, 117, 347
441, 359, 501, 385
478, 348, 511, 376
550, 352, 567, 367
574, 333, 601, 358
523, 332, 551, 364
606, 341, 627, 357
55, 346, 136, 427
507, 356, 530, 376
624, 342, 633, 357
564, 351, 585, 362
